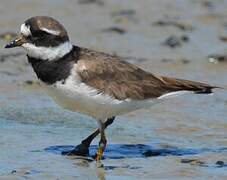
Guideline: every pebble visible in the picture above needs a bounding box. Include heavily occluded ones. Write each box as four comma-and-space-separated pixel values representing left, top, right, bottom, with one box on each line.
181, 159, 207, 167
208, 54, 227, 63
25, 80, 34, 85
102, 27, 126, 34
111, 9, 137, 23
215, 161, 227, 167
161, 59, 173, 63
163, 36, 181, 48
201, 0, 214, 9
163, 35, 189, 48
11, 170, 17, 174
153, 20, 194, 31
219, 36, 227, 42
111, 9, 136, 17
181, 59, 190, 64
181, 35, 189, 42
78, 0, 104, 5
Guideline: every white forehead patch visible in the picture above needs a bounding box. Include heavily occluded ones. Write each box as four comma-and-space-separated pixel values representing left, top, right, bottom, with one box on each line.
22, 41, 73, 61
40, 27, 60, 36
20, 23, 31, 36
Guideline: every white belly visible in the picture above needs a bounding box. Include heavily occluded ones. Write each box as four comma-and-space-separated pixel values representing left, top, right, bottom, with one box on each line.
43, 82, 155, 121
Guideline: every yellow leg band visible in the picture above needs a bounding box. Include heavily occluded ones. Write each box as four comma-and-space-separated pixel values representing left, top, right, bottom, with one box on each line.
96, 147, 104, 161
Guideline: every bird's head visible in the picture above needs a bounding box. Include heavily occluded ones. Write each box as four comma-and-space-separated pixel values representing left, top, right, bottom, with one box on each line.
5, 16, 73, 61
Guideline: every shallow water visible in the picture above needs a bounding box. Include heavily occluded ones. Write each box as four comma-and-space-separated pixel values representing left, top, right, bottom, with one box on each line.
0, 0, 227, 179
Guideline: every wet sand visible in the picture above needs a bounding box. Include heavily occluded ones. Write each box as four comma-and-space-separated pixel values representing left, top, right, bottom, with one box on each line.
0, 0, 227, 179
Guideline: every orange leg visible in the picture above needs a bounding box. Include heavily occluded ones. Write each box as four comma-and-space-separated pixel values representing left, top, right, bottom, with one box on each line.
96, 120, 107, 161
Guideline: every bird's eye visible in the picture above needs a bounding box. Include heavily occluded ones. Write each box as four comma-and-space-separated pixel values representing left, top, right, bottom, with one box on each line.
32, 30, 49, 37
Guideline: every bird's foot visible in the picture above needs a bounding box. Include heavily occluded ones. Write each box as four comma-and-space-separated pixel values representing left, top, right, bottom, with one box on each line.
62, 143, 89, 156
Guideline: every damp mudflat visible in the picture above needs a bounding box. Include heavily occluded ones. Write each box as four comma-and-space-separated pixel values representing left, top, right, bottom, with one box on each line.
0, 0, 227, 179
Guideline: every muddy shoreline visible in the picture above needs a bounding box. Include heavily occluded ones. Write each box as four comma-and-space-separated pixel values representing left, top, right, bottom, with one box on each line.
0, 0, 227, 179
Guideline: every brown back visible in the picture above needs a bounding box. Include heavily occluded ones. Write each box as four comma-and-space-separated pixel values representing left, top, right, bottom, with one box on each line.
75, 48, 216, 100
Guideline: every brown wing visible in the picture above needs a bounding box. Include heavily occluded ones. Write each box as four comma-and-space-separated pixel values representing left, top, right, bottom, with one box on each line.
75, 48, 216, 100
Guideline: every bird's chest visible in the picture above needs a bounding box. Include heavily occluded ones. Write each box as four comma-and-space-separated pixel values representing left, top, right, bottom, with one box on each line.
41, 72, 122, 119
28, 56, 73, 85
43, 82, 94, 114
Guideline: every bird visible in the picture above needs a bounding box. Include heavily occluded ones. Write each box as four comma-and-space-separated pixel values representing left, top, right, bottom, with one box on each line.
5, 16, 218, 162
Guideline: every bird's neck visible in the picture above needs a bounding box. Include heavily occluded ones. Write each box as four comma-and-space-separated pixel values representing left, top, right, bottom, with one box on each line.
28, 46, 80, 84
23, 41, 73, 61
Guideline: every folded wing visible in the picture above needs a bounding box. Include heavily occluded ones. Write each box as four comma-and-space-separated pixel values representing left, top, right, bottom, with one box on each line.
76, 49, 217, 100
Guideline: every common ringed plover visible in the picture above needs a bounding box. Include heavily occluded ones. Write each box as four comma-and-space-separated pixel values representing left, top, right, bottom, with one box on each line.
5, 16, 218, 161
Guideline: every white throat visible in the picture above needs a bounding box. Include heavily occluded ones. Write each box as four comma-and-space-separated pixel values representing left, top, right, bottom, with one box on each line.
22, 41, 73, 61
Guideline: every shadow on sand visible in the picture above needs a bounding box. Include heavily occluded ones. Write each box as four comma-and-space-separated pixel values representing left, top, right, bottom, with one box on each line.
45, 144, 227, 160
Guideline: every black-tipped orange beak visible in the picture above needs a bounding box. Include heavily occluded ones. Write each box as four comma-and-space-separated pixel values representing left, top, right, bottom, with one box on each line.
5, 35, 27, 48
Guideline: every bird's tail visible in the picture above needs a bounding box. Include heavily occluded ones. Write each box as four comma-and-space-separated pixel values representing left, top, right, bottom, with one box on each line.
160, 76, 220, 94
